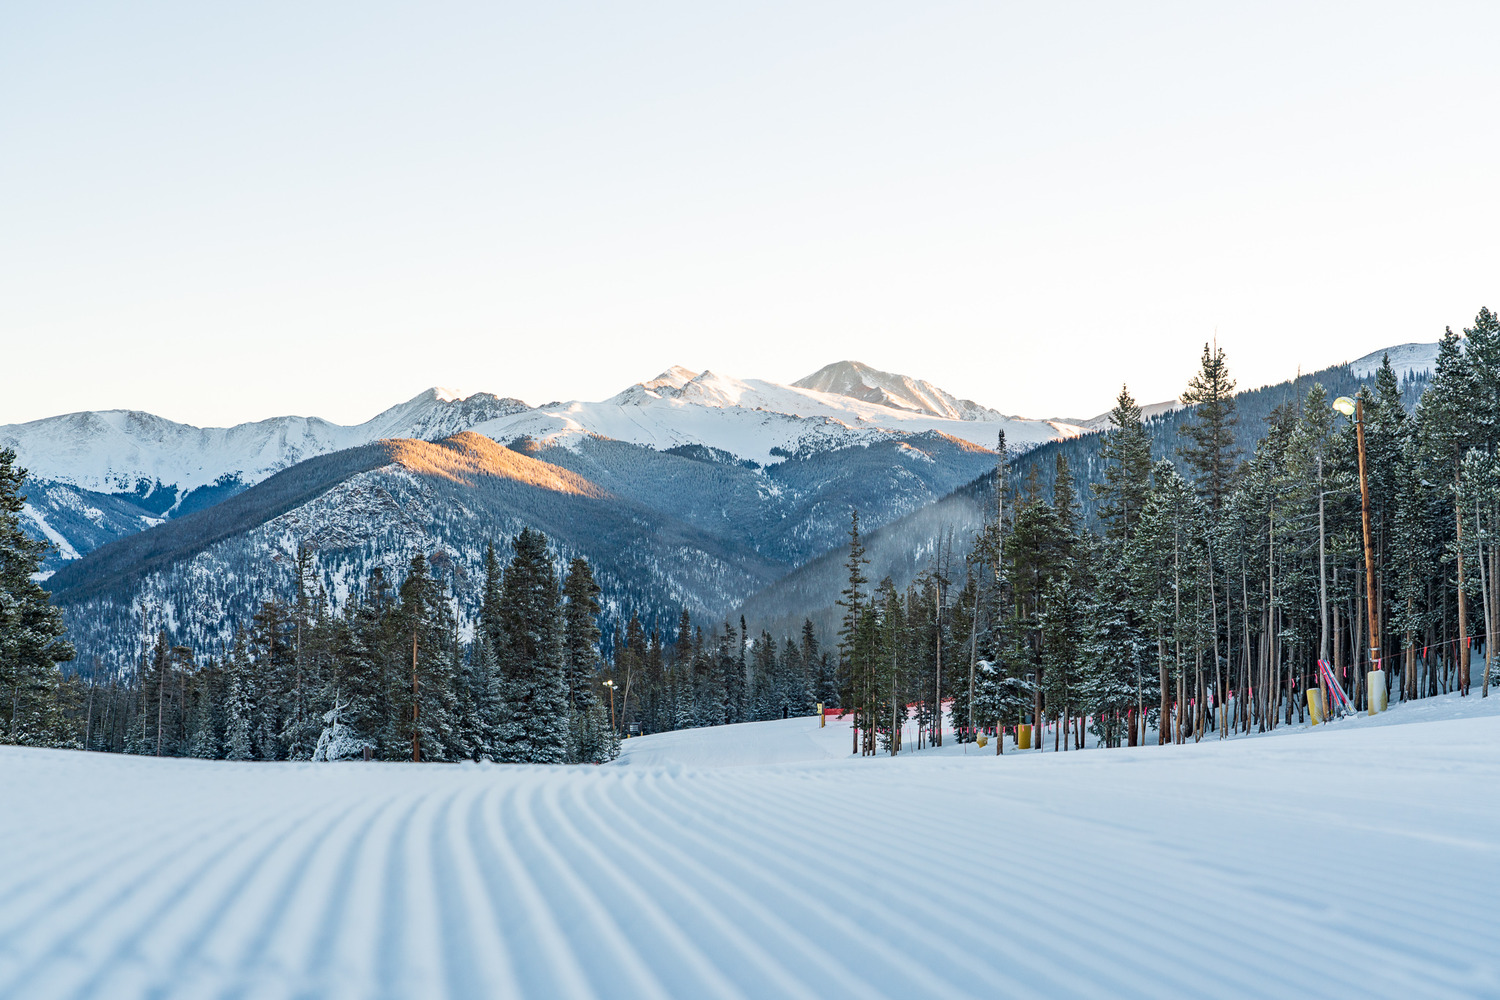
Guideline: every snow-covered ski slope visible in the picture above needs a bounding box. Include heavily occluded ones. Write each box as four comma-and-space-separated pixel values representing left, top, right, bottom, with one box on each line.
4, 697, 1499, 999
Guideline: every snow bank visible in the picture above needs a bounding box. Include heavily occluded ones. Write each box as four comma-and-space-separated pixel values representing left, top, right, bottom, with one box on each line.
2, 697, 1497, 999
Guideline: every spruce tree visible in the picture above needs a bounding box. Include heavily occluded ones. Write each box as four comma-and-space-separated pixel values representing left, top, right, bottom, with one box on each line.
715, 621, 738, 725
1179, 341, 1242, 512
494, 529, 568, 763
223, 631, 254, 761
0, 448, 75, 746
836, 509, 870, 743
1093, 385, 1154, 545
562, 557, 602, 712
187, 675, 219, 759
1463, 307, 1500, 453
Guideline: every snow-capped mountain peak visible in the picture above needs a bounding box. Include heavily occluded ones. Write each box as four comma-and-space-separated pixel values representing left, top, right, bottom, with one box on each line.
477, 362, 1077, 468
793, 361, 1002, 422
639, 367, 699, 393
0, 388, 530, 498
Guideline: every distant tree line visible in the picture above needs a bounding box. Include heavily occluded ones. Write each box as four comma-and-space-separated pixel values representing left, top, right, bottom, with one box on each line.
6, 307, 1499, 762
606, 609, 838, 736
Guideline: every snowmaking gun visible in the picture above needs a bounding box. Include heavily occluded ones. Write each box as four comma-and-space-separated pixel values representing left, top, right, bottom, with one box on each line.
1317, 659, 1358, 720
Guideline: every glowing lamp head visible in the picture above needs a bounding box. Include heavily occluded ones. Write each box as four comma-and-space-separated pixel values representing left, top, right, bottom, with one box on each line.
1333, 396, 1357, 417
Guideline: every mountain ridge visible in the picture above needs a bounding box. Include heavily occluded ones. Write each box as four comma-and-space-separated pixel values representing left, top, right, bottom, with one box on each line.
8, 361, 1071, 575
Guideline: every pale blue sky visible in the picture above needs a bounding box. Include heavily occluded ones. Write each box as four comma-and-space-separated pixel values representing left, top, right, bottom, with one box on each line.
2, 1, 1497, 426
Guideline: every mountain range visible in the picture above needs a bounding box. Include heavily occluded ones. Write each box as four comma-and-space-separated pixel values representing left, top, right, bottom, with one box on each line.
4, 347, 1439, 671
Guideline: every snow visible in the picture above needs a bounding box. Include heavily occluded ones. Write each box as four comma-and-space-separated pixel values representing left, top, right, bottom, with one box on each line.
1077, 397, 1180, 432
2, 343, 1438, 506
794, 360, 1003, 421
1349, 341, 1441, 380
20, 504, 79, 560
2, 366, 1063, 522
4, 695, 1498, 999
471, 366, 1077, 467
0, 389, 528, 496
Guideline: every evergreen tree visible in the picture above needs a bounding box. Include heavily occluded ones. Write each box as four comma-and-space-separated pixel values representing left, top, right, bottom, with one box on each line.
386, 553, 461, 762
750, 631, 780, 721
0, 448, 75, 746
342, 568, 395, 756
837, 509, 870, 744
494, 529, 569, 763
187, 673, 219, 759
715, 620, 739, 725
1463, 307, 1500, 453
692, 625, 725, 727
562, 557, 602, 711
1093, 385, 1154, 545
223, 631, 254, 761
1179, 341, 1242, 512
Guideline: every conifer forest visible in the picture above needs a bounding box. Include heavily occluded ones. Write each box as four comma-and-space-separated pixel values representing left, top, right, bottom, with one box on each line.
5, 309, 1500, 763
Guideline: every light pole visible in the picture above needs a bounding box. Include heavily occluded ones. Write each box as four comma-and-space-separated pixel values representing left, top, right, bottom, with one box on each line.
1334, 395, 1385, 712
602, 679, 617, 732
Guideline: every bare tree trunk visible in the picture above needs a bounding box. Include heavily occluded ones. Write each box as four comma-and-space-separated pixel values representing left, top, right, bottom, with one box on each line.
933, 581, 942, 748
1158, 634, 1169, 746
1194, 650, 1204, 742
1241, 568, 1251, 734
1477, 500, 1492, 699
411, 631, 421, 763
891, 653, 899, 756
156, 656, 166, 757
968, 576, 980, 740
1353, 575, 1364, 709
1334, 575, 1343, 702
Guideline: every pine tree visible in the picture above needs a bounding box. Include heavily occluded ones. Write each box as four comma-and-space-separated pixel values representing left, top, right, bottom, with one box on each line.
250, 600, 292, 760
387, 552, 461, 762
562, 557, 602, 712
715, 620, 739, 725
837, 509, 870, 746
312, 696, 371, 761
0, 448, 75, 746
1463, 307, 1500, 453
187, 673, 219, 759
341, 568, 394, 756
750, 631, 780, 721
1093, 385, 1154, 545
1079, 575, 1141, 747
223, 631, 254, 761
494, 529, 568, 763
464, 635, 503, 760
1127, 461, 1205, 742
1179, 341, 1242, 512
691, 625, 724, 727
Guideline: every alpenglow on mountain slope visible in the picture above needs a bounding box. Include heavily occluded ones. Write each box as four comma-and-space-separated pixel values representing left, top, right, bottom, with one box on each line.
49, 427, 1000, 667
28, 362, 1045, 670
4, 362, 1070, 577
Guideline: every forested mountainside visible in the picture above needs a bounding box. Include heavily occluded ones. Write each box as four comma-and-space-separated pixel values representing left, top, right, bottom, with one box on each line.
738, 353, 1435, 640
49, 429, 998, 673
1005, 359, 1433, 533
